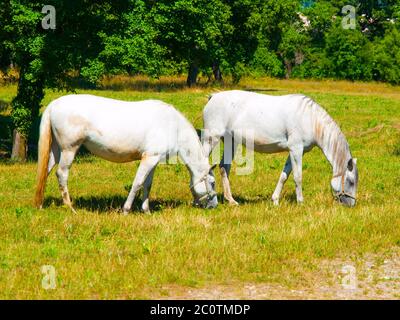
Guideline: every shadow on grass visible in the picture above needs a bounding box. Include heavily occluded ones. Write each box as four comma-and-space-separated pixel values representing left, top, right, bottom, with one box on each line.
229, 192, 297, 205
99, 75, 284, 93
43, 194, 185, 213
245, 88, 280, 93
101, 79, 189, 92
101, 80, 283, 93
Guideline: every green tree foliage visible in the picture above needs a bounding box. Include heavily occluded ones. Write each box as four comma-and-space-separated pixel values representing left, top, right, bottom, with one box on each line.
1, 0, 400, 160
372, 26, 400, 84
324, 23, 373, 81
152, 0, 233, 86
83, 0, 167, 84
3, 1, 45, 160
0, 0, 162, 159
293, 0, 400, 82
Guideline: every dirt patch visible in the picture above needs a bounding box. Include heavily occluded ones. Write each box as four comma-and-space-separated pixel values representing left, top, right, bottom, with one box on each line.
158, 249, 400, 300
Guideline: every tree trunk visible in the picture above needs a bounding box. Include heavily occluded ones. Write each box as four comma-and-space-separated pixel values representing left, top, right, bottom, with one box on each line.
11, 129, 28, 161
10, 61, 45, 162
186, 64, 199, 87
212, 61, 223, 82
285, 60, 292, 79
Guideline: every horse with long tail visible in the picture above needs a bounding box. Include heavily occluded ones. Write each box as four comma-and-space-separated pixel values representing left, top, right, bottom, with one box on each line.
35, 94, 217, 213
202, 90, 358, 207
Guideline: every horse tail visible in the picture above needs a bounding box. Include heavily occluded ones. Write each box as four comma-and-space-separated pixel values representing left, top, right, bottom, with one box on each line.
34, 106, 52, 208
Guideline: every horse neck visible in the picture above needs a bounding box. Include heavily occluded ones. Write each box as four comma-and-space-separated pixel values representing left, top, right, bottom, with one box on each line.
312, 106, 352, 177
177, 120, 209, 181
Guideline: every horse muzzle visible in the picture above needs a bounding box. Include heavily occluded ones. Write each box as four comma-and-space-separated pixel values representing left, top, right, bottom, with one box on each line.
337, 194, 356, 207
194, 192, 218, 209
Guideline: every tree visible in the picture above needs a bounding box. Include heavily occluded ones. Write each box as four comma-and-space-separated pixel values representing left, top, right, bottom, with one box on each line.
81, 0, 167, 85
152, 0, 233, 86
278, 24, 309, 78
372, 26, 400, 84
0, 0, 161, 161
247, 0, 302, 78
324, 22, 373, 81
3, 1, 46, 160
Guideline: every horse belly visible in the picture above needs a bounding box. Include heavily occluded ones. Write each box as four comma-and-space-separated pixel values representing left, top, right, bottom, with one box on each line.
235, 126, 288, 154
83, 139, 142, 163
253, 141, 288, 153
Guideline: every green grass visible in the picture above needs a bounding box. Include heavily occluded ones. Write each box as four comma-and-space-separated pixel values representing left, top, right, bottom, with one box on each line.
0, 77, 400, 299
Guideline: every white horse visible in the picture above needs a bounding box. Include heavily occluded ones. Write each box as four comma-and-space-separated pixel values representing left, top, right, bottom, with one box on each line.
34, 94, 217, 213
202, 90, 358, 207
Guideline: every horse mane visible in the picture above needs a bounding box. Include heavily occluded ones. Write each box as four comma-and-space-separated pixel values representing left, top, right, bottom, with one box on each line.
304, 97, 351, 175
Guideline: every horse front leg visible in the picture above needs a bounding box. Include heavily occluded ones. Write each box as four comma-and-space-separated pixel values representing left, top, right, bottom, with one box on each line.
220, 163, 238, 206
289, 146, 304, 203
271, 155, 292, 206
123, 155, 160, 215
220, 134, 239, 205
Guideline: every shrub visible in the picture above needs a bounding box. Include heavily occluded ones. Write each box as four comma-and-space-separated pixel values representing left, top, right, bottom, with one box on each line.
250, 46, 284, 77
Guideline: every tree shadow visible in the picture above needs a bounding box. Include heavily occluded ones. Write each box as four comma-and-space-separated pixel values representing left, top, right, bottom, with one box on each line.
100, 80, 283, 93
245, 88, 280, 93
228, 192, 297, 205
97, 75, 232, 92
43, 194, 185, 214
101, 78, 189, 92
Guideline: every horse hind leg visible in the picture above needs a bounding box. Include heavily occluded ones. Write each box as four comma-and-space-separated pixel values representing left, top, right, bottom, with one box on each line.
271, 155, 292, 206
289, 145, 304, 204
56, 147, 79, 213
47, 138, 60, 174
123, 155, 160, 215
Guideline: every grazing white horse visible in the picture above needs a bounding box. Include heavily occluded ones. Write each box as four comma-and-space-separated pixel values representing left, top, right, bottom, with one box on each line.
202, 90, 358, 207
34, 94, 217, 213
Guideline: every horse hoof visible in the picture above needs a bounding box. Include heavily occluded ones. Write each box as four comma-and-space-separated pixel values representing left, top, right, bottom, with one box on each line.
142, 205, 151, 214
228, 200, 239, 206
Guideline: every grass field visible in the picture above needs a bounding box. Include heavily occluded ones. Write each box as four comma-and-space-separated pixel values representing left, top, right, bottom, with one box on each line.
0, 76, 400, 299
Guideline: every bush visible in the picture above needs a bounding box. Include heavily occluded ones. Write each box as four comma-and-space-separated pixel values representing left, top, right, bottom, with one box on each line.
372, 27, 400, 84
250, 46, 284, 77
291, 50, 331, 79
324, 24, 373, 81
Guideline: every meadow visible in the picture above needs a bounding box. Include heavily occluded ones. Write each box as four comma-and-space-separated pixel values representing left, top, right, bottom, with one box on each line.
0, 76, 399, 299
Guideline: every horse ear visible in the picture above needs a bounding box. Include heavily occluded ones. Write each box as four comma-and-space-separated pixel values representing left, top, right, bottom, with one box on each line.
347, 158, 354, 171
